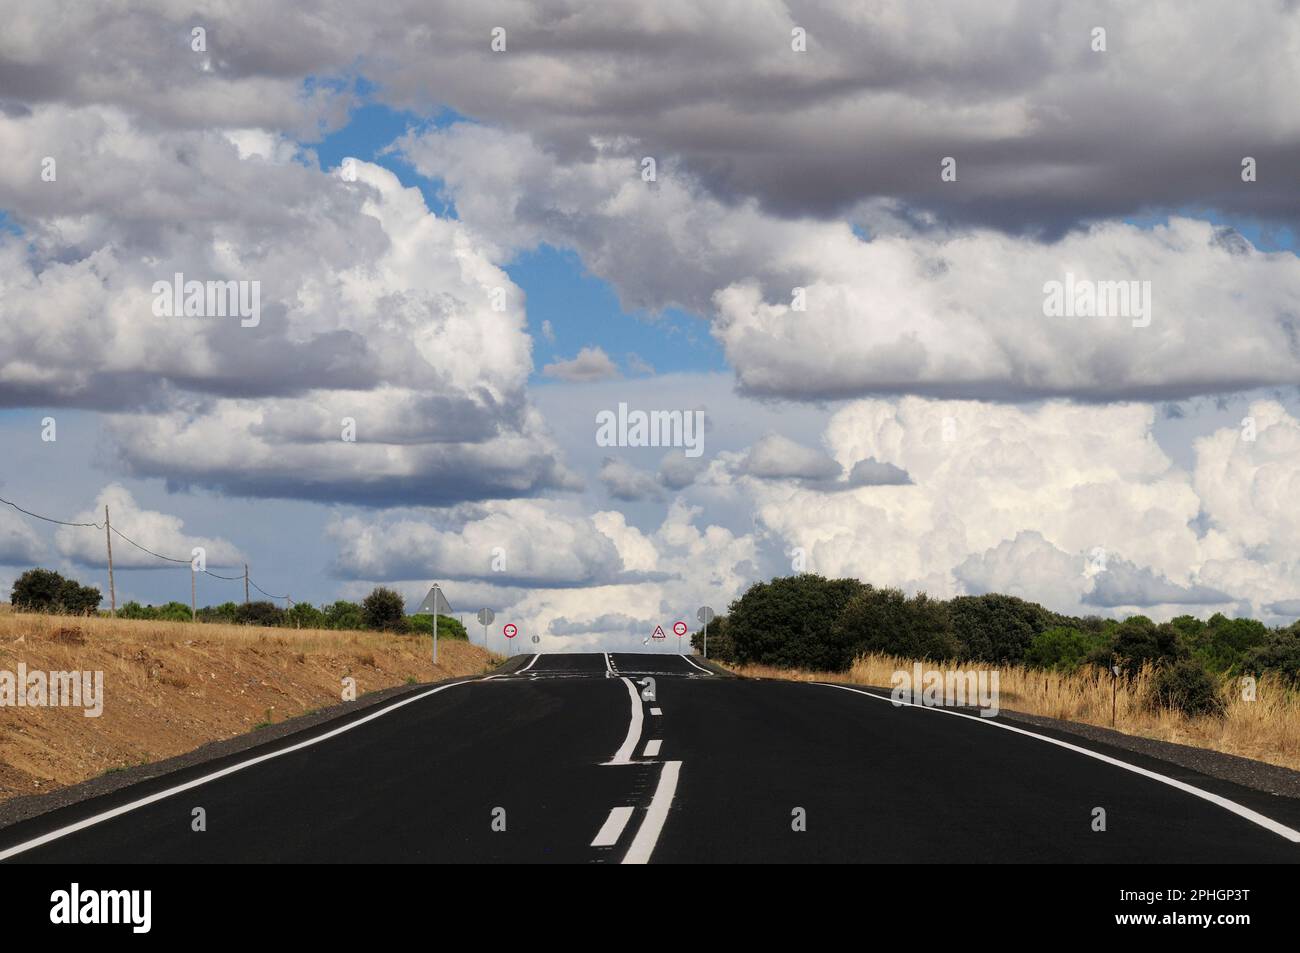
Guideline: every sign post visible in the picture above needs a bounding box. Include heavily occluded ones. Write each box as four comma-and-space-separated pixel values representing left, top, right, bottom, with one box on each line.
416, 583, 454, 665
651, 624, 667, 650
476, 608, 495, 650
504, 623, 518, 656
673, 620, 688, 653
697, 606, 715, 658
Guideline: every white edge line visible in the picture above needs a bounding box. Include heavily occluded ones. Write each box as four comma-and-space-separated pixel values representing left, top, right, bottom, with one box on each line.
622, 760, 682, 864
681, 655, 713, 676
643, 739, 662, 757
0, 681, 469, 861
518, 652, 542, 673
590, 806, 636, 848
604, 677, 644, 765
815, 682, 1300, 844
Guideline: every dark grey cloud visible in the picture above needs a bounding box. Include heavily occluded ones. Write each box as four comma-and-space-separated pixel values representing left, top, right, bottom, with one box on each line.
1084, 559, 1232, 608
548, 613, 648, 636
847, 458, 913, 487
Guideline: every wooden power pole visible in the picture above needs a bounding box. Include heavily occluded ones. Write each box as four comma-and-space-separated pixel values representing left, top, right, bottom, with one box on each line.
104, 505, 116, 617
244, 563, 250, 604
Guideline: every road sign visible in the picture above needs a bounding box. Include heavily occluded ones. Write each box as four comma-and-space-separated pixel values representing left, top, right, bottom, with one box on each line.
416, 585, 454, 616
504, 623, 518, 639
531, 635, 539, 644
673, 621, 688, 637
415, 583, 453, 664
477, 608, 495, 626
698, 605, 716, 659
651, 624, 666, 640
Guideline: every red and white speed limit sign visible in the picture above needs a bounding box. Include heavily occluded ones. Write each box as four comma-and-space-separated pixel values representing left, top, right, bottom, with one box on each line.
673, 621, 688, 637
503, 623, 518, 639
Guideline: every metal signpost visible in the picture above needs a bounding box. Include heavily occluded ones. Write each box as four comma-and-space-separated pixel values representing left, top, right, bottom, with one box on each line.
697, 605, 715, 658
476, 607, 495, 649
416, 583, 454, 664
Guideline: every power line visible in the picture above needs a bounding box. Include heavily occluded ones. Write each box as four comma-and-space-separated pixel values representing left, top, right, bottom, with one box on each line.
249, 578, 289, 601
0, 494, 103, 529
2, 494, 289, 604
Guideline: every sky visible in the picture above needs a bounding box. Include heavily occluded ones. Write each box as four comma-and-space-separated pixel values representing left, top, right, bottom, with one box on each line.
1, 1, 1299, 652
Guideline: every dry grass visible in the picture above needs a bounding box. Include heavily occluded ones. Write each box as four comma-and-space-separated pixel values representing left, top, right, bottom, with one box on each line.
721, 653, 1300, 772
0, 611, 503, 803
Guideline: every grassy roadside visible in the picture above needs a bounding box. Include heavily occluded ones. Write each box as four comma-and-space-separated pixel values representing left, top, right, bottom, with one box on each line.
0, 610, 503, 803
716, 653, 1300, 772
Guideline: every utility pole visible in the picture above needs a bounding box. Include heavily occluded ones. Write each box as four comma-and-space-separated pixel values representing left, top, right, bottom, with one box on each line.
104, 505, 116, 617
190, 565, 197, 622
244, 564, 250, 604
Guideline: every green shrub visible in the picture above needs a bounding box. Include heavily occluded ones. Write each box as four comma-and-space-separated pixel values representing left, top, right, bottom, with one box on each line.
405, 614, 467, 639
198, 601, 240, 624
1149, 660, 1225, 718
1241, 630, 1300, 686
1024, 626, 1108, 672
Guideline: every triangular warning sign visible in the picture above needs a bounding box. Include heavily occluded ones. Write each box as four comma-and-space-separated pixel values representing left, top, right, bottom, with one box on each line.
651, 624, 667, 640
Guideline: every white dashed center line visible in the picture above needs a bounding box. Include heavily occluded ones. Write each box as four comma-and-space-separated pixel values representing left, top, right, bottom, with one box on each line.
590, 806, 635, 848
642, 739, 662, 757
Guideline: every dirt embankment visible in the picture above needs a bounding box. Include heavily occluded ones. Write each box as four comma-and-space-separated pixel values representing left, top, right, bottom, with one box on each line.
0, 611, 501, 803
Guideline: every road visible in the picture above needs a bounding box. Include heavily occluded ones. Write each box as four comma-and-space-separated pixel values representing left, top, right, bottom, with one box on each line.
3, 652, 1300, 863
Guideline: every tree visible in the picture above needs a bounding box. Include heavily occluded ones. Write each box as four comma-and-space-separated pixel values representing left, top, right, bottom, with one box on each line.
726, 575, 866, 670
11, 569, 101, 615
690, 614, 733, 660
1091, 615, 1186, 676
11, 568, 68, 612
833, 587, 960, 661
362, 587, 408, 632
323, 600, 365, 631
235, 600, 285, 627
948, 593, 1060, 663
1195, 613, 1268, 672
59, 579, 102, 615
286, 602, 326, 629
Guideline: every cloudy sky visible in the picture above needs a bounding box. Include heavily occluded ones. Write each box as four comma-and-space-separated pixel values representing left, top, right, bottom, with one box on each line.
1, 1, 1299, 651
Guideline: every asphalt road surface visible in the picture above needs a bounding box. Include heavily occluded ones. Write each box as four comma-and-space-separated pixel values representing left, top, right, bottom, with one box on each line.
3, 652, 1300, 863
